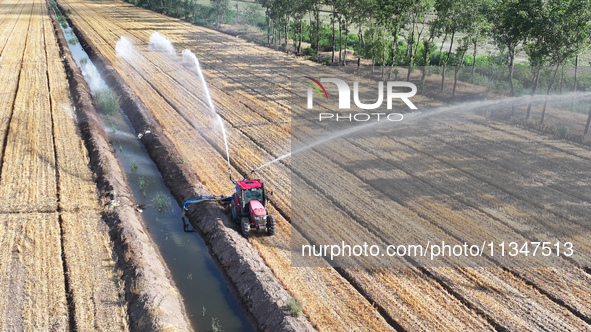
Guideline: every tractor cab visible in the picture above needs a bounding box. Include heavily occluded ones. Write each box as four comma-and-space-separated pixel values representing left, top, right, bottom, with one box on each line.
236, 179, 267, 212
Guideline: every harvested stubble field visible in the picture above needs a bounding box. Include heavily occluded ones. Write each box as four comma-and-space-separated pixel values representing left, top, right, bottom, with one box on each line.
57, 0, 591, 330
0, 0, 127, 329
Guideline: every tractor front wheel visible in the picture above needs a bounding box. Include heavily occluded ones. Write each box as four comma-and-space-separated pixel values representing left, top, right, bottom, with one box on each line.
267, 215, 276, 236
241, 217, 250, 238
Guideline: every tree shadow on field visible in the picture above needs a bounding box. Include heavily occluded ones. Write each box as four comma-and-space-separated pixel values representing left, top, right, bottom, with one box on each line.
293, 115, 591, 268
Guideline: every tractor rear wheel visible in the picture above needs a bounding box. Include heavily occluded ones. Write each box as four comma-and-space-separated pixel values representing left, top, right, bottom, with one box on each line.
266, 215, 276, 236
241, 217, 250, 237
230, 200, 239, 224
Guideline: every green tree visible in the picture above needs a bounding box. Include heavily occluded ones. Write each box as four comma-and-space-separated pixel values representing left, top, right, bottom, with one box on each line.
432, 0, 474, 92
257, 0, 292, 49
403, 0, 433, 81
525, 0, 591, 123
372, 0, 412, 76
211, 0, 229, 25
332, 0, 362, 65
451, 0, 490, 97
290, 0, 314, 54
488, 0, 537, 100
467, 0, 492, 83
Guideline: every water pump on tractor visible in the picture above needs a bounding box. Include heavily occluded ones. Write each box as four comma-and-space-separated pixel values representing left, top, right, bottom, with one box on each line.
181, 175, 276, 238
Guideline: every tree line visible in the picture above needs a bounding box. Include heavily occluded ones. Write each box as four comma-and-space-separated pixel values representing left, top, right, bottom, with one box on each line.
256, 0, 591, 133
124, 0, 591, 133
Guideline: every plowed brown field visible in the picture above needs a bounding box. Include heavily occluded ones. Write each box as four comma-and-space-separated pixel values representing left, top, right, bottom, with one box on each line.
0, 0, 127, 329
56, 0, 591, 330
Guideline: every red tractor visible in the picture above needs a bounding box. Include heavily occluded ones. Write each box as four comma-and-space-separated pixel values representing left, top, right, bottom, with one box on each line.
230, 179, 276, 237
181, 178, 276, 237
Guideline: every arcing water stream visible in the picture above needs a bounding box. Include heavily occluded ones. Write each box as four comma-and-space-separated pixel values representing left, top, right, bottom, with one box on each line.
181, 49, 232, 177
139, 33, 233, 178
251, 91, 591, 173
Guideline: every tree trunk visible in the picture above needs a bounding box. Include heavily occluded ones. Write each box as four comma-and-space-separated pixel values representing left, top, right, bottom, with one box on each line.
331, 5, 335, 63
343, 22, 349, 66
441, 66, 446, 92
441, 30, 455, 92
411, 15, 426, 64
315, 4, 320, 54
407, 36, 414, 66
308, 11, 312, 49
235, 2, 239, 24
406, 19, 415, 83
509, 50, 515, 114
559, 64, 564, 94
471, 39, 477, 83
382, 29, 386, 78
540, 62, 561, 124
390, 19, 402, 70
298, 19, 302, 53
406, 40, 413, 81
420, 67, 427, 92
339, 20, 342, 65
446, 30, 455, 62
266, 9, 270, 46
357, 24, 362, 67
508, 50, 515, 97
285, 17, 289, 48
271, 24, 275, 48
453, 67, 459, 98
370, 18, 375, 72
420, 39, 432, 92
526, 67, 541, 120
438, 32, 448, 66
452, 48, 467, 98
572, 54, 579, 111
573, 54, 579, 92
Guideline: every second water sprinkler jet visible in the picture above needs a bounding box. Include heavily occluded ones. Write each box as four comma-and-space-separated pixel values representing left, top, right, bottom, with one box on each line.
116, 33, 233, 180
148, 32, 176, 55
182, 49, 232, 179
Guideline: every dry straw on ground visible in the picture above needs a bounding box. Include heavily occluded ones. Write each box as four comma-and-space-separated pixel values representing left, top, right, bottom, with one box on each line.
0, 0, 128, 329
58, 0, 591, 329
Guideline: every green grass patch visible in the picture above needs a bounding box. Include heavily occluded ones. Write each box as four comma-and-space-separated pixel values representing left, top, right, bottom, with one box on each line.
138, 177, 146, 196
154, 192, 172, 212
94, 88, 119, 116
286, 297, 303, 318
67, 37, 78, 45
211, 317, 223, 332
